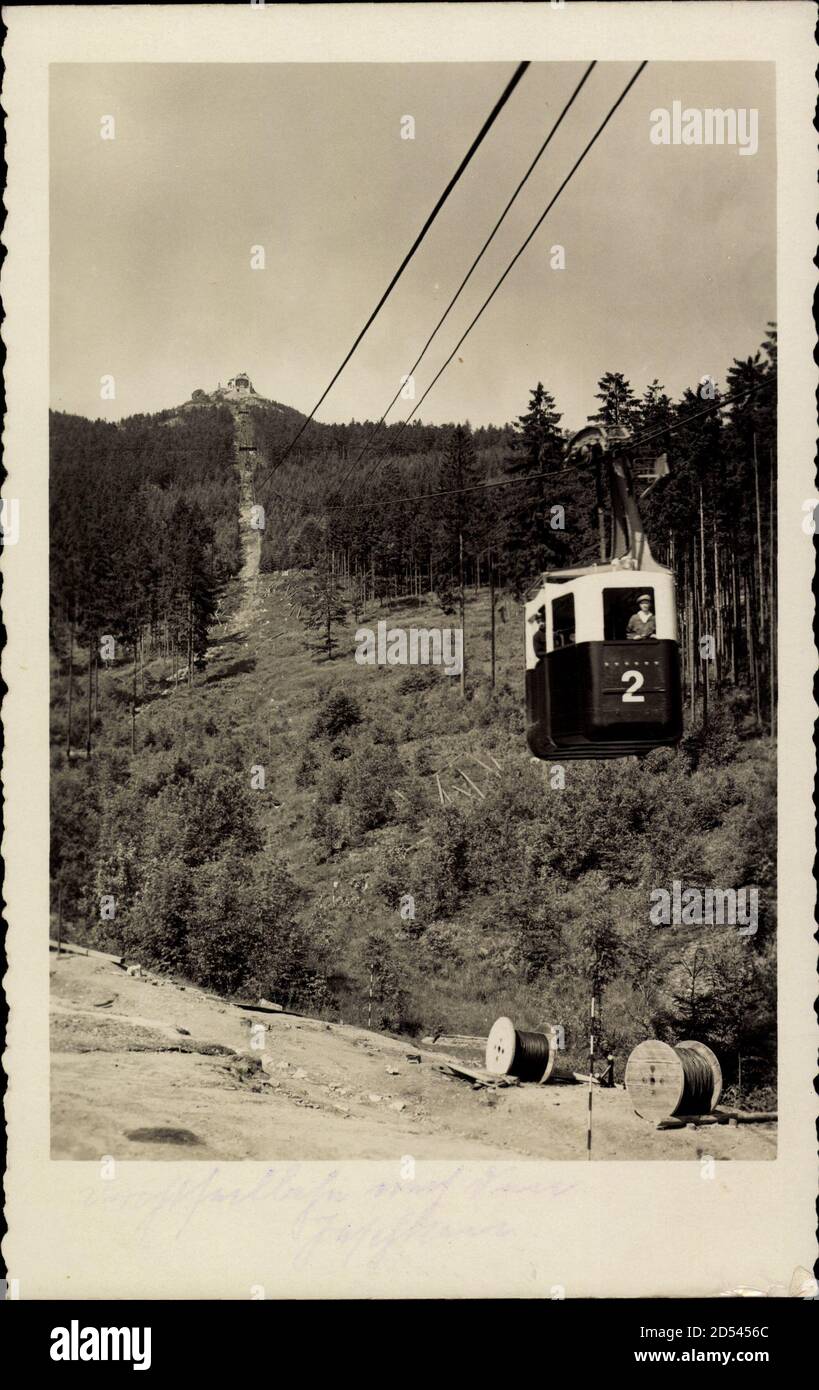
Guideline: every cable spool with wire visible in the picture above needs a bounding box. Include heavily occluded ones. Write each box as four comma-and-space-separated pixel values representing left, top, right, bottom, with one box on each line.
485, 1017, 556, 1083
625, 1039, 723, 1123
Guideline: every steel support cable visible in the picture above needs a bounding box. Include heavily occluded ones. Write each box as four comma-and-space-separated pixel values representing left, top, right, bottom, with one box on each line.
329, 61, 598, 503
253, 60, 530, 499
340, 62, 649, 508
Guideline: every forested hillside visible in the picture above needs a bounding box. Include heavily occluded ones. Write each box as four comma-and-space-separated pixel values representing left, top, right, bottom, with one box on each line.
250, 324, 776, 731
50, 404, 241, 750
49, 330, 778, 1108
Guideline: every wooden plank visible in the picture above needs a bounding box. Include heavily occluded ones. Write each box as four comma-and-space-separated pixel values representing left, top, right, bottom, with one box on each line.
234, 999, 287, 1015
438, 1062, 519, 1088
422, 1034, 485, 1048
457, 768, 486, 800
657, 1114, 722, 1130
470, 754, 502, 778
714, 1107, 777, 1123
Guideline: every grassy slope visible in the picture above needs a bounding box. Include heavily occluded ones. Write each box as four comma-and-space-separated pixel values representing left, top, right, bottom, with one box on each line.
201, 569, 532, 1029
57, 544, 774, 1061
50, 398, 775, 1092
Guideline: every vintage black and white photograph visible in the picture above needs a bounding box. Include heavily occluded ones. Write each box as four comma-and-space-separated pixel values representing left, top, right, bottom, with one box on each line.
44, 54, 783, 1163
3, 0, 816, 1310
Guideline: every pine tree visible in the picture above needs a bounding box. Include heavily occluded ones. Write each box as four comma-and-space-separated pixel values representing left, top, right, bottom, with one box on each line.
304, 550, 348, 660
502, 383, 568, 592
590, 371, 641, 432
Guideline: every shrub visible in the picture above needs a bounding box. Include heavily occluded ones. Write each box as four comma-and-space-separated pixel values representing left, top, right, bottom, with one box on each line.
412, 807, 470, 917
371, 841, 412, 909
398, 667, 439, 695
308, 799, 346, 858
122, 856, 193, 974
315, 760, 346, 805
344, 740, 402, 840
419, 920, 464, 975
310, 689, 362, 740
157, 855, 303, 998
361, 931, 416, 1033
413, 745, 433, 776
295, 744, 319, 788
680, 699, 742, 770
394, 776, 428, 830
478, 680, 524, 734
328, 739, 352, 761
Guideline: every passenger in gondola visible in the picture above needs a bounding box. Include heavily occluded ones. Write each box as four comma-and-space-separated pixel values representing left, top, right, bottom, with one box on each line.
626, 593, 656, 640
533, 611, 547, 661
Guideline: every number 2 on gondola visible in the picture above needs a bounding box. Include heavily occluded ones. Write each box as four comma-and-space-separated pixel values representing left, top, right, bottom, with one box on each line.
621, 670, 645, 702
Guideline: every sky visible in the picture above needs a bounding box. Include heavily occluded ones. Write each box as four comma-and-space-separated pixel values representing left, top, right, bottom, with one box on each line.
50, 61, 775, 431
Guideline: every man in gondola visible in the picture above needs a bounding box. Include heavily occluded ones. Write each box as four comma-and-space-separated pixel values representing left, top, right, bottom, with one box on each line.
627, 593, 656, 640
533, 609, 547, 661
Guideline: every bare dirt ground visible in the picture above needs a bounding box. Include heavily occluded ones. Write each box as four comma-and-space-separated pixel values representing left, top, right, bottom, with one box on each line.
51, 952, 776, 1162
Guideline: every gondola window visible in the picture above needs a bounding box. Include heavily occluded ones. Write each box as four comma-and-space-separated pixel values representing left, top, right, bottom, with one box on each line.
603, 587, 656, 641
551, 593, 576, 649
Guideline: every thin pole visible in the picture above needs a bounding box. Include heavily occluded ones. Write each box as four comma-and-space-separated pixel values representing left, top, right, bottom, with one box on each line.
86, 639, 94, 758
712, 521, 722, 691
587, 994, 596, 1161
368, 964, 374, 1031
753, 433, 764, 632
687, 545, 696, 724
66, 609, 75, 757
459, 528, 466, 699
489, 548, 496, 688
698, 486, 708, 726
131, 637, 138, 754
768, 450, 776, 738
188, 597, 194, 689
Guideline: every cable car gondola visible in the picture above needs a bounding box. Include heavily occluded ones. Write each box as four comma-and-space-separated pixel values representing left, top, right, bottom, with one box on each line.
525, 424, 682, 760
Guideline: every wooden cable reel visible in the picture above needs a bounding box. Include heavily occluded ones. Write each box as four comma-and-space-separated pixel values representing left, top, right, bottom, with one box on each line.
625, 1039, 723, 1122
485, 1016, 556, 1083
